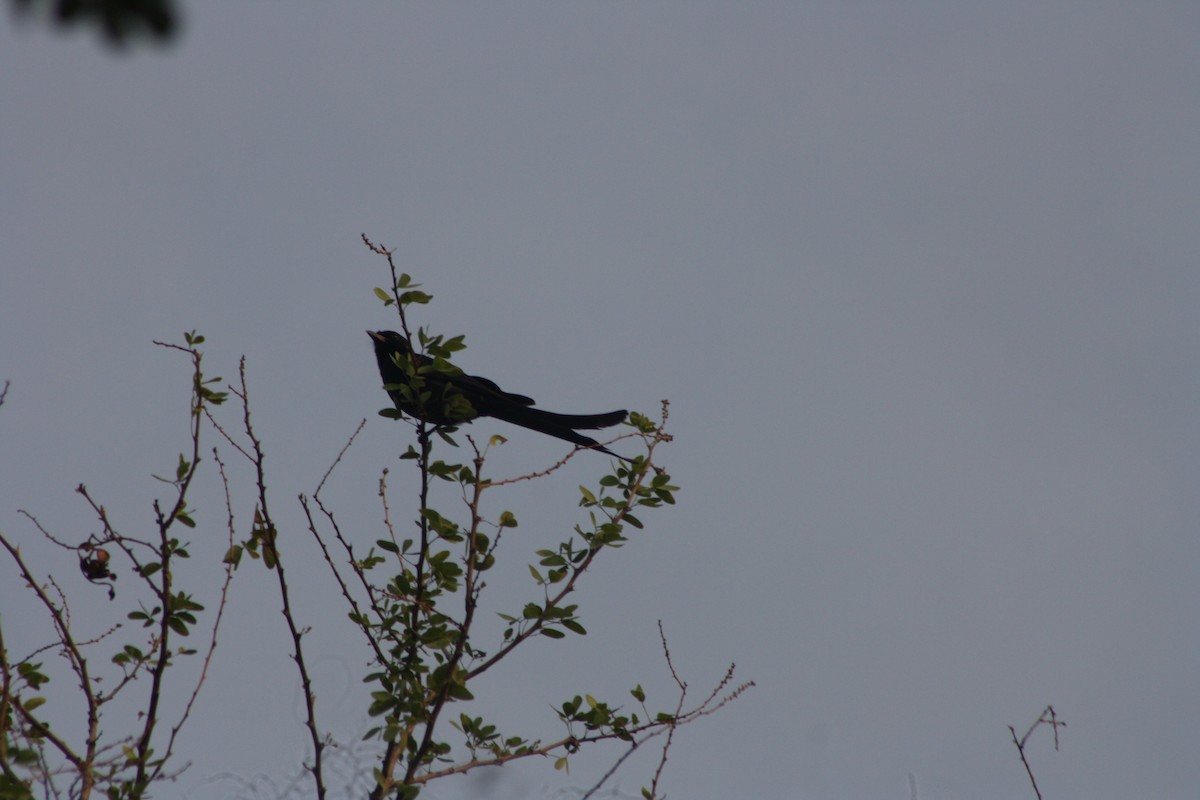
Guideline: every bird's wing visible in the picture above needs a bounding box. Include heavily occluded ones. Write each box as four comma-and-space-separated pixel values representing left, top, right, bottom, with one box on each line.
447, 372, 536, 407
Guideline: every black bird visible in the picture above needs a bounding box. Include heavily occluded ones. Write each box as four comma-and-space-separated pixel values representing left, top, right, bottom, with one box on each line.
368, 330, 629, 460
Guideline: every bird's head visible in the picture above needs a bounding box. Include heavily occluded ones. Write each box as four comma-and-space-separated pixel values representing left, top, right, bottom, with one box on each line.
367, 330, 410, 355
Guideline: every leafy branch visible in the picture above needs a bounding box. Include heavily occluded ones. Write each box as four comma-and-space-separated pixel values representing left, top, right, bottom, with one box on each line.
282, 243, 751, 799
0, 332, 233, 799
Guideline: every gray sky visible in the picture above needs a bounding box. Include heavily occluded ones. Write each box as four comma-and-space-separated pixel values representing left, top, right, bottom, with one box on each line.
2, 3, 1198, 799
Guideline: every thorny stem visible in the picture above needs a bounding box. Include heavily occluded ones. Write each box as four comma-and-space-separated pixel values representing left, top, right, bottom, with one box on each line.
158, 447, 239, 774
232, 358, 328, 800
412, 665, 753, 789
131, 340, 211, 793
0, 535, 94, 785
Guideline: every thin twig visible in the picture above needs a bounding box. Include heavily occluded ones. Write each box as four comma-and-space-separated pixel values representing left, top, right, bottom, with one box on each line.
160, 448, 239, 769
233, 357, 328, 800
467, 438, 661, 682
315, 419, 367, 499
1009, 705, 1066, 800
132, 340, 213, 792
0, 532, 91, 773
646, 622, 687, 799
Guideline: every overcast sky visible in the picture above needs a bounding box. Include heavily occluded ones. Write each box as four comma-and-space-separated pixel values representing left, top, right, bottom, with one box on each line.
2, 3, 1198, 799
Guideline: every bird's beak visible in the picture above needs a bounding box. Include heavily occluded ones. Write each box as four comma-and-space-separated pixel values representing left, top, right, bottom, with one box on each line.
367, 330, 384, 342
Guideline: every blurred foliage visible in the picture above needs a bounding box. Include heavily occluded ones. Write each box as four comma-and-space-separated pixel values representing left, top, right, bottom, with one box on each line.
8, 0, 180, 47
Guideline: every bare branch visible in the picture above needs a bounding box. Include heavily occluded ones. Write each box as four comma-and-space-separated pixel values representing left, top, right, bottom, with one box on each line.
232, 357, 328, 800
1009, 705, 1066, 800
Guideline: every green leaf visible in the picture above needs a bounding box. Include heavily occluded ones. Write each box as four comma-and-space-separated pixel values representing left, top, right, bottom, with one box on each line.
373, 287, 394, 305
399, 290, 432, 305
23, 696, 46, 712
498, 511, 518, 528
447, 680, 474, 700
629, 412, 655, 432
